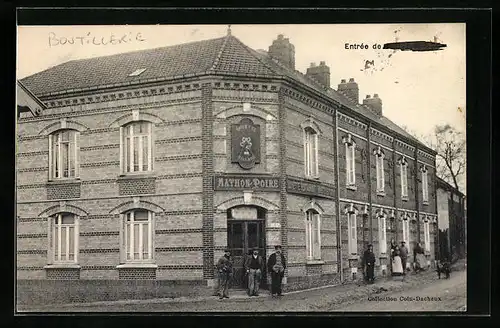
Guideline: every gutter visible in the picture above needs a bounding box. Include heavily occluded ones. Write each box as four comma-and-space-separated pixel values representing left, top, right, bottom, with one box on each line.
333, 107, 343, 283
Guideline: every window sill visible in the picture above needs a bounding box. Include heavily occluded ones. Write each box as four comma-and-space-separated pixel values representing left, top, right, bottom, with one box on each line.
44, 264, 81, 269
422, 201, 429, 206
377, 191, 386, 197
304, 176, 320, 181
118, 172, 156, 180
306, 260, 325, 265
116, 263, 158, 269
47, 179, 81, 185
401, 196, 409, 202
379, 253, 388, 259
346, 185, 357, 191
348, 254, 359, 260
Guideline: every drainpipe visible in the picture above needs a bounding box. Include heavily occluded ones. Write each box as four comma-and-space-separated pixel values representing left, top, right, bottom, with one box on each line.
415, 146, 420, 244
333, 108, 343, 283
392, 138, 398, 241
367, 122, 373, 245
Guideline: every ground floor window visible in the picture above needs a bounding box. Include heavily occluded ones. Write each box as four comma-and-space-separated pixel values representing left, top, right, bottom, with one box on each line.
305, 210, 321, 260
122, 209, 154, 262
378, 215, 387, 254
348, 212, 357, 255
48, 213, 79, 264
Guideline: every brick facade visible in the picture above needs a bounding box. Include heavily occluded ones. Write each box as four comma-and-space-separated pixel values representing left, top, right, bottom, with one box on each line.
16, 34, 438, 304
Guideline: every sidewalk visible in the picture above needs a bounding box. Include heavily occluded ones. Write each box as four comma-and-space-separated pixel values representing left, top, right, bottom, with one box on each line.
18, 267, 447, 312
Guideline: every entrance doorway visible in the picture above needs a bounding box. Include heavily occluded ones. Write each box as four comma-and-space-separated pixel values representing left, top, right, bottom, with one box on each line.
227, 206, 267, 290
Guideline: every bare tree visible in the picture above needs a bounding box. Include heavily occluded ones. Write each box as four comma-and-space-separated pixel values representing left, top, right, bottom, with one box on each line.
401, 124, 466, 193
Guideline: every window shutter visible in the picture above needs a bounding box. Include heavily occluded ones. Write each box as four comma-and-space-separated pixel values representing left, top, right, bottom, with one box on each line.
313, 134, 319, 177
148, 123, 153, 171
119, 214, 125, 263
119, 127, 124, 174
150, 212, 155, 261
48, 135, 52, 180
47, 217, 53, 264
74, 216, 80, 263
74, 132, 80, 178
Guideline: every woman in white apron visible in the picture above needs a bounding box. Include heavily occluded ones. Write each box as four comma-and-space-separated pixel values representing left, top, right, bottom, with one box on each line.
391, 248, 404, 276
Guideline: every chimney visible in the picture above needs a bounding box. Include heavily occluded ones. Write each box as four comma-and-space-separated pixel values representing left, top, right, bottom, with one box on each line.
268, 34, 296, 70
306, 61, 331, 88
363, 93, 383, 116
337, 78, 359, 103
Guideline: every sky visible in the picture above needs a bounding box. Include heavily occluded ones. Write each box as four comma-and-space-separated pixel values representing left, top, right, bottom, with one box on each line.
17, 24, 466, 138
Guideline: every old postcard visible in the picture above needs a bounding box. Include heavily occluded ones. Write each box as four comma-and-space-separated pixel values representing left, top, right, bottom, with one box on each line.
16, 21, 467, 313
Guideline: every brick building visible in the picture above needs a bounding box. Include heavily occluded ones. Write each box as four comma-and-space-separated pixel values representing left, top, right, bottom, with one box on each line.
16, 30, 438, 304
436, 177, 466, 262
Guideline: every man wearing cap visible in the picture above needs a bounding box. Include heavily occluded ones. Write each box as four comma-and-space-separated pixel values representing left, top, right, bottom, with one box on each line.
399, 241, 409, 275
245, 248, 264, 296
267, 245, 287, 297
362, 244, 376, 284
216, 248, 233, 299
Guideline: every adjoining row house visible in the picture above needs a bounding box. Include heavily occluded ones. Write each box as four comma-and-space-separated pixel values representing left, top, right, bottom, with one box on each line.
436, 177, 466, 262
16, 29, 439, 304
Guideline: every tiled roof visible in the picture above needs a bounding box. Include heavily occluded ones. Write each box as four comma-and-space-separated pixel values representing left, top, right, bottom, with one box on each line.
20, 33, 425, 148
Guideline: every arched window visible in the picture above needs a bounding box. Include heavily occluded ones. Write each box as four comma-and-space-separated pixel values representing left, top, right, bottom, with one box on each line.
121, 209, 155, 263
48, 129, 80, 179
399, 157, 409, 199
305, 210, 321, 260
374, 147, 385, 194
120, 121, 153, 173
378, 213, 387, 254
421, 165, 429, 204
48, 212, 79, 264
423, 218, 431, 252
303, 127, 319, 178
343, 134, 356, 187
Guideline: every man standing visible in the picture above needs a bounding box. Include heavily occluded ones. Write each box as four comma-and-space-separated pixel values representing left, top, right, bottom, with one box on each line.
363, 244, 376, 284
245, 248, 264, 296
399, 241, 409, 275
216, 248, 233, 299
267, 245, 286, 297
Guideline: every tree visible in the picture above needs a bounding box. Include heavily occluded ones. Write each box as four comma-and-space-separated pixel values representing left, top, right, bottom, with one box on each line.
401, 124, 466, 193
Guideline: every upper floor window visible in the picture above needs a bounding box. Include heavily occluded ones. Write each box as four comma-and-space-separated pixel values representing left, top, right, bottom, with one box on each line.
303, 127, 319, 178
378, 214, 387, 254
374, 147, 385, 194
343, 135, 356, 187
121, 209, 155, 263
48, 130, 79, 179
120, 121, 153, 174
305, 210, 321, 260
48, 213, 79, 264
399, 157, 409, 199
421, 166, 429, 204
423, 219, 431, 252
347, 211, 357, 255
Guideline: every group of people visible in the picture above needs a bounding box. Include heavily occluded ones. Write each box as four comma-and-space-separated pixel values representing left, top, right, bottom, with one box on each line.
362, 239, 428, 283
215, 245, 286, 299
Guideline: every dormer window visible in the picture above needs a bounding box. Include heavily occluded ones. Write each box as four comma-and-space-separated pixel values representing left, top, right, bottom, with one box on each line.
128, 68, 147, 77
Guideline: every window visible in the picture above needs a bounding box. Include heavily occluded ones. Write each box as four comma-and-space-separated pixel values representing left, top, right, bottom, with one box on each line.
48, 213, 79, 264
374, 147, 385, 193
304, 127, 319, 178
305, 210, 321, 260
421, 166, 429, 203
344, 136, 356, 186
378, 215, 387, 254
424, 220, 431, 252
48, 130, 79, 179
399, 158, 408, 199
120, 121, 153, 173
347, 212, 357, 255
121, 209, 154, 262
402, 217, 410, 255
